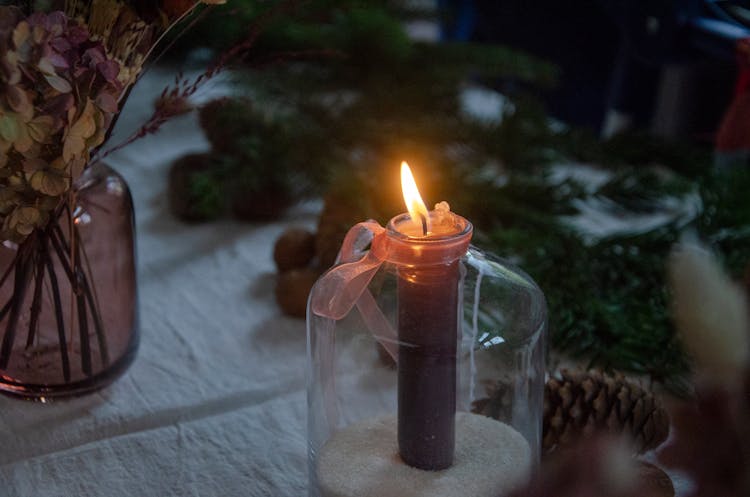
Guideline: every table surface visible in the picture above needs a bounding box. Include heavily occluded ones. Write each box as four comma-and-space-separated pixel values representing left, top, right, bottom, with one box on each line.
0, 66, 313, 497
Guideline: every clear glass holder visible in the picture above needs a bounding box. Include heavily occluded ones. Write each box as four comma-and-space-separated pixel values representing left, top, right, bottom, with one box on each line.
306, 213, 546, 497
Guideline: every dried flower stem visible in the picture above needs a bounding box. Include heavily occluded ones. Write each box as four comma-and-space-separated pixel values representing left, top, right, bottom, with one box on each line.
96, 3, 218, 153
98, 0, 305, 160
0, 299, 11, 323
48, 223, 91, 375
43, 238, 71, 383
0, 244, 33, 369
0, 205, 111, 382
76, 276, 92, 376
0, 253, 17, 290
75, 228, 109, 365
50, 219, 110, 367
25, 255, 45, 349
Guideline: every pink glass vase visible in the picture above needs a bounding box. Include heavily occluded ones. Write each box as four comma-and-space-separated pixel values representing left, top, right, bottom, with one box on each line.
0, 162, 138, 399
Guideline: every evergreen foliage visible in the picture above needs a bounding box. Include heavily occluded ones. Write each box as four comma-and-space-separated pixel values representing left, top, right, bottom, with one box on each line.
171, 0, 750, 394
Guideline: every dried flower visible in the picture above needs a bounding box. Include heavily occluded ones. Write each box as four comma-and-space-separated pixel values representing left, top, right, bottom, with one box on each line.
0, 1, 234, 243
0, 7, 123, 243
668, 242, 749, 384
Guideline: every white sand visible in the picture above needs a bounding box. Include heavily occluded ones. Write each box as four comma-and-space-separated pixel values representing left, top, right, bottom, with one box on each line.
317, 412, 531, 497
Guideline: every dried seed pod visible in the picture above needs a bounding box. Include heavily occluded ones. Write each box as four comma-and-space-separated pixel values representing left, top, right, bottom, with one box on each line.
273, 228, 316, 272
276, 268, 319, 318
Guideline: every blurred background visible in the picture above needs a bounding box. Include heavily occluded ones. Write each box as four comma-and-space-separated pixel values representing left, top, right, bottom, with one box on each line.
440, 0, 750, 141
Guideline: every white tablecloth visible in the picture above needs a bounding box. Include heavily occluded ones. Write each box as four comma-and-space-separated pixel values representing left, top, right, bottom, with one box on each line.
0, 66, 313, 497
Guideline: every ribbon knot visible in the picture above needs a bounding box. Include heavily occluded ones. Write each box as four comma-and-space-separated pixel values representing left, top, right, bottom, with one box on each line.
310, 220, 398, 360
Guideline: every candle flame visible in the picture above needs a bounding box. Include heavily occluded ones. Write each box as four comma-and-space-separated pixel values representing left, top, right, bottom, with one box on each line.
401, 161, 430, 234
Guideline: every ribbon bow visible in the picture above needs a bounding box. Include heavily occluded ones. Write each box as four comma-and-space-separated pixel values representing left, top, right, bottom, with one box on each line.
310, 221, 399, 361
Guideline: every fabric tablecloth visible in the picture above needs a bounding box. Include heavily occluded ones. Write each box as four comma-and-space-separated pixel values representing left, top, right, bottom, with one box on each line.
0, 66, 312, 497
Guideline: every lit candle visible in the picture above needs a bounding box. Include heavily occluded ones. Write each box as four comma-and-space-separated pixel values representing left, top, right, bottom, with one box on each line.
394, 162, 472, 470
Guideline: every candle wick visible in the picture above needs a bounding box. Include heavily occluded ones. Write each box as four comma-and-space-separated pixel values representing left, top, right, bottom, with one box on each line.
419, 214, 428, 236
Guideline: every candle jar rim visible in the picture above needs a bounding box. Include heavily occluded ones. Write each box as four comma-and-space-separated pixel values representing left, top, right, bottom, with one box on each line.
386, 212, 473, 243
380, 213, 473, 267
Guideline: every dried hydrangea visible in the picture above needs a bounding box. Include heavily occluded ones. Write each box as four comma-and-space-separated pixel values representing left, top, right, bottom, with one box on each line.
0, 7, 123, 243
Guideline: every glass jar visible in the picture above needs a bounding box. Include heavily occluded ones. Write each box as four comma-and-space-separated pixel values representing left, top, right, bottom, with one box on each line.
0, 162, 138, 399
306, 213, 546, 497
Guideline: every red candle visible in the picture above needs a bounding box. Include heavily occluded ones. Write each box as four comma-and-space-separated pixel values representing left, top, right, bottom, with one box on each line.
392, 163, 472, 470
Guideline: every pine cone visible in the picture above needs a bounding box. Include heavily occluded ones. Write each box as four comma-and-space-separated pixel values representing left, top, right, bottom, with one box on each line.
472, 379, 513, 423
543, 369, 670, 454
